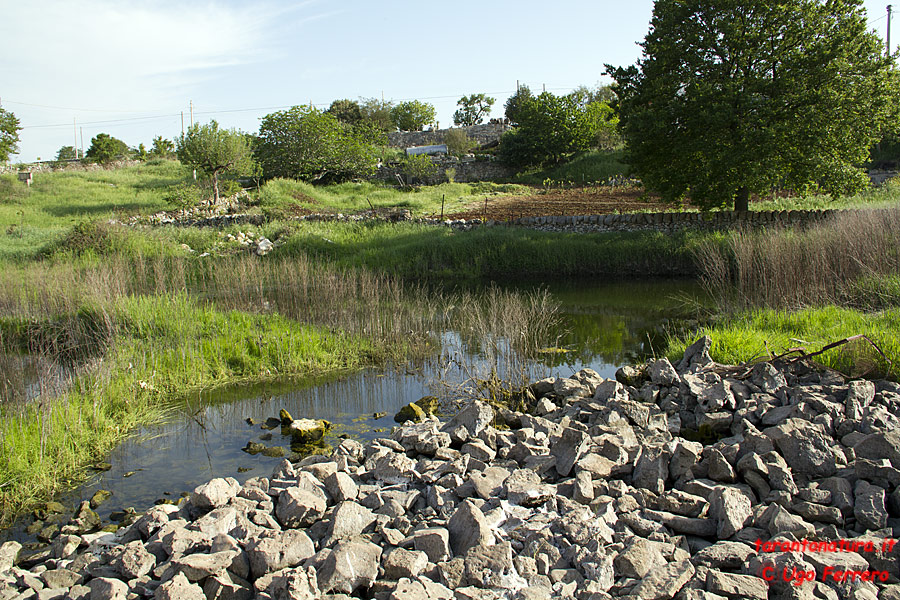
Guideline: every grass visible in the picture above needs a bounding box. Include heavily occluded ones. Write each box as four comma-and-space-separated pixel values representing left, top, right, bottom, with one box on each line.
747, 178, 900, 212
0, 161, 191, 260
693, 205, 900, 310
670, 201, 900, 382
258, 178, 527, 219
511, 149, 629, 185
666, 306, 900, 381
270, 219, 710, 280
0, 293, 372, 524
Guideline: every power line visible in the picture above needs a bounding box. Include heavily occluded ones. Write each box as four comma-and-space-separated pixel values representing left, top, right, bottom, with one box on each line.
21, 113, 182, 130
17, 84, 594, 131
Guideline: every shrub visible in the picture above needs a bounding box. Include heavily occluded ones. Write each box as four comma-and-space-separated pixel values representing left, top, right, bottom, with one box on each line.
400, 154, 439, 185
444, 129, 476, 156
164, 184, 203, 217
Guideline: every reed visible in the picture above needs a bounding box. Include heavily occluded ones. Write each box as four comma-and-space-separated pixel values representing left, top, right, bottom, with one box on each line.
693, 206, 900, 310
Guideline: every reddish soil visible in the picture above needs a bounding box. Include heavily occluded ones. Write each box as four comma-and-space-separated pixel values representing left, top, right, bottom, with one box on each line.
442, 187, 684, 221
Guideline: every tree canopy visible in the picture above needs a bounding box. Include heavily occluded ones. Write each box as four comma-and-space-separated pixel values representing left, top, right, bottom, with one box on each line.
498, 91, 608, 167
177, 120, 255, 201
0, 108, 21, 163
255, 106, 379, 183
55, 146, 78, 162
390, 100, 436, 131
359, 98, 395, 133
453, 93, 496, 126
608, 0, 900, 211
150, 136, 175, 159
86, 133, 128, 165
326, 99, 363, 126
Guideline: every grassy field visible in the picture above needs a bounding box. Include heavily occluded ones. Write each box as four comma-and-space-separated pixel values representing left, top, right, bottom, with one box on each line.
0, 161, 187, 260
258, 178, 527, 219
273, 219, 707, 279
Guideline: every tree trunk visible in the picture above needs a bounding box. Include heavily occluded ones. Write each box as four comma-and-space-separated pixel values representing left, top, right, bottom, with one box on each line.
734, 186, 749, 212
212, 171, 220, 203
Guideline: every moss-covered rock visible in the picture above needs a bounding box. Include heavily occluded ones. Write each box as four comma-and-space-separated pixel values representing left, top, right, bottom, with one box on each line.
279, 409, 294, 425
261, 446, 286, 458
414, 395, 439, 415
243, 441, 266, 455
285, 418, 331, 444
394, 402, 426, 423
89, 490, 113, 509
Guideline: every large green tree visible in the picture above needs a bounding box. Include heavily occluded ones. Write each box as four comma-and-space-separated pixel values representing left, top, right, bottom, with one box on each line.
0, 108, 21, 163
326, 99, 363, 126
177, 120, 255, 202
608, 0, 899, 211
359, 97, 395, 133
255, 106, 379, 182
453, 93, 496, 126
86, 133, 128, 165
498, 91, 601, 167
390, 100, 436, 131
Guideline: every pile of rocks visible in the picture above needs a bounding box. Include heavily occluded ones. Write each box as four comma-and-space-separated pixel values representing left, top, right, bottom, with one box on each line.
2, 336, 900, 600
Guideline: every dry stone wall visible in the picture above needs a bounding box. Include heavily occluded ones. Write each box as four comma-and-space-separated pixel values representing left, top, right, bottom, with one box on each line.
374, 155, 515, 185
387, 123, 509, 149
504, 207, 844, 234
1, 159, 141, 176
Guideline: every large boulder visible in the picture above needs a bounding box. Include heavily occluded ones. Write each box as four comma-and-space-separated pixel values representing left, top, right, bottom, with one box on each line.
764, 419, 839, 478
316, 539, 383, 594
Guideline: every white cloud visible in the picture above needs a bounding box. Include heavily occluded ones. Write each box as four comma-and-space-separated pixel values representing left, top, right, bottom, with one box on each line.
2, 1, 280, 111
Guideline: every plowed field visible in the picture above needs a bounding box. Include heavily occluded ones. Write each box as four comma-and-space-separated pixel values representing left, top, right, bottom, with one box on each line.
442, 187, 684, 220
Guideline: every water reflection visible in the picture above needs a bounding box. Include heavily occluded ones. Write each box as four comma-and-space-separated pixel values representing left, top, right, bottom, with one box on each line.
2, 278, 707, 542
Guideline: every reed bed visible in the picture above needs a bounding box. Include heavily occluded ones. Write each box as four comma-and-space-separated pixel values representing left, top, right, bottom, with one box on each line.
693, 206, 900, 310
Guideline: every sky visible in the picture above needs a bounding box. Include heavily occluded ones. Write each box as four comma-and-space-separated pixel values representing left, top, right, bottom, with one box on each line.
0, 0, 896, 162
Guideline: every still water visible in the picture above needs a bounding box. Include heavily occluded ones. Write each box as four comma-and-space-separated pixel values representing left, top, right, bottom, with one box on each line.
3, 278, 706, 540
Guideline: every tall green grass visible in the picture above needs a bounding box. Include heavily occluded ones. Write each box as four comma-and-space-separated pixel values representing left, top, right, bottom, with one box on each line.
0, 293, 371, 524
667, 306, 900, 380
693, 206, 900, 310
273, 220, 709, 279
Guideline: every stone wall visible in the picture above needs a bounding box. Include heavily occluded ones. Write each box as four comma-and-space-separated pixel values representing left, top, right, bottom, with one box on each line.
494, 207, 846, 234
1, 159, 141, 176
387, 123, 509, 149
374, 155, 515, 185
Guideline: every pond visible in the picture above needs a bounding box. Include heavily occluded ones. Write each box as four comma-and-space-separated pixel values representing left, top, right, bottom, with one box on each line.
1, 278, 707, 543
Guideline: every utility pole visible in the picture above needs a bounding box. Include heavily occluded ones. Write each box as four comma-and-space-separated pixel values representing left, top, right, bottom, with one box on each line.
189, 100, 193, 126
80, 128, 84, 160
73, 118, 78, 158
889, 5, 893, 57
181, 111, 184, 139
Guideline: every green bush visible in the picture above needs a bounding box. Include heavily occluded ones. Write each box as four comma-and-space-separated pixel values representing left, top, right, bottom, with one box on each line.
444, 129, 476, 156
52, 221, 116, 256
0, 174, 27, 202
401, 154, 440, 185
164, 183, 203, 216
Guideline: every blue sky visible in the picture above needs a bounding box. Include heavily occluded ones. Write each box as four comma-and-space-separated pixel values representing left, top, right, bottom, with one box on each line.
1, 0, 895, 162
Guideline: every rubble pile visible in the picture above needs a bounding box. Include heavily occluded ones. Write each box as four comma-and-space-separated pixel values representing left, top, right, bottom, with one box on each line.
2, 336, 900, 600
